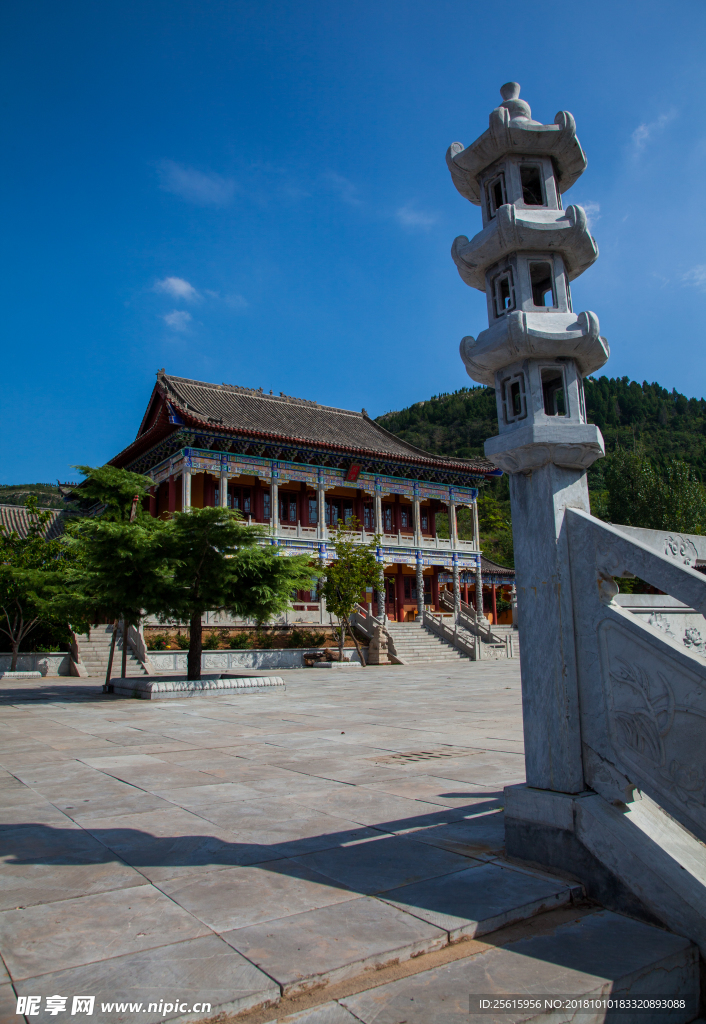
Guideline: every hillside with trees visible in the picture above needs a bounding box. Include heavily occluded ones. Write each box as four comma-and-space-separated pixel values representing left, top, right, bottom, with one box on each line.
0, 483, 65, 509
377, 376, 706, 566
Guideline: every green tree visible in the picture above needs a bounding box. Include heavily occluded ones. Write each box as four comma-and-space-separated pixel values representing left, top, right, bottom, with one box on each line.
0, 497, 74, 670
318, 518, 380, 664
61, 466, 171, 682
603, 447, 706, 533
158, 507, 316, 679
70, 464, 155, 520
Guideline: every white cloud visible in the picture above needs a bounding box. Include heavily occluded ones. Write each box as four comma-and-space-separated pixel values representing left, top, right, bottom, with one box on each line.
163, 310, 193, 331
154, 276, 200, 301
225, 293, 248, 310
157, 160, 237, 206
395, 204, 437, 229
683, 265, 706, 292
323, 171, 363, 207
631, 110, 677, 152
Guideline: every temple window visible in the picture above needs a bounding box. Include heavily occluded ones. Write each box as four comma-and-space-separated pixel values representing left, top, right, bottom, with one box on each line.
263, 492, 271, 520
344, 503, 354, 524
485, 173, 506, 218
530, 262, 556, 307
308, 497, 318, 524
541, 368, 567, 416
383, 505, 393, 532
500, 373, 527, 424
421, 509, 429, 532
400, 506, 412, 529
228, 487, 251, 514
278, 493, 298, 523
493, 269, 515, 317
363, 503, 374, 530
520, 165, 545, 205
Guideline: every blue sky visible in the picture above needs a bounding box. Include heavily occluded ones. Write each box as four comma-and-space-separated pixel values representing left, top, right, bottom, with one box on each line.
2, 0, 706, 484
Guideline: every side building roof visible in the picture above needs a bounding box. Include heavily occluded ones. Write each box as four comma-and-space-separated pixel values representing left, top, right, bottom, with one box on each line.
110, 371, 499, 478
0, 504, 68, 541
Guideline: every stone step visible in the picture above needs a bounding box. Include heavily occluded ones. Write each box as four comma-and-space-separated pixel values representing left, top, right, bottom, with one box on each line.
339, 909, 698, 1022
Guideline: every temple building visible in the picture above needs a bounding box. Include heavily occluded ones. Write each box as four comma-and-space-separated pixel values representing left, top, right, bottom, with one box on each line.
108, 370, 504, 622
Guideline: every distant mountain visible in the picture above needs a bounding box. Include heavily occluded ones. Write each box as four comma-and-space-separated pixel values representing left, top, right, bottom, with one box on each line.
0, 483, 65, 509
376, 376, 706, 485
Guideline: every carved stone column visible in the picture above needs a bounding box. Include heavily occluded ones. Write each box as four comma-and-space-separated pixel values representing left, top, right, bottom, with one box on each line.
416, 555, 425, 619
377, 562, 386, 620
449, 81, 608, 793
181, 470, 191, 511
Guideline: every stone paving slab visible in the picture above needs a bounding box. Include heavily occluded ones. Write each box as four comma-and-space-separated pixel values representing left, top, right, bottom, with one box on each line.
222, 896, 447, 996
0, 983, 16, 1024
290, 832, 477, 895
0, 823, 144, 910
160, 859, 361, 931
13, 935, 279, 1024
0, 884, 211, 980
378, 861, 578, 940
408, 809, 507, 856
340, 910, 699, 1024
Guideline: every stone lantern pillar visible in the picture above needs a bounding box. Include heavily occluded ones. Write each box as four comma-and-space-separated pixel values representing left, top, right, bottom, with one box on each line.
448, 83, 609, 794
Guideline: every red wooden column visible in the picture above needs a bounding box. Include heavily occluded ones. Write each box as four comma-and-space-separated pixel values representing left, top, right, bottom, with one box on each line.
492, 583, 497, 624
168, 475, 176, 514
431, 568, 440, 611
395, 565, 405, 622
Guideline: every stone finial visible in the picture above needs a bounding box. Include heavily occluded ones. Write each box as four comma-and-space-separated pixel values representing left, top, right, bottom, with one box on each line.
499, 81, 532, 121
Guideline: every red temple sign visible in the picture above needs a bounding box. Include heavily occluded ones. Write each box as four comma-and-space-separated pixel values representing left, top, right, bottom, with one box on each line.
345, 464, 362, 483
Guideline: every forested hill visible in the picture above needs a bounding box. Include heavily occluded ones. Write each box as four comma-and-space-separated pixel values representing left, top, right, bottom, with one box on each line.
376, 377, 706, 482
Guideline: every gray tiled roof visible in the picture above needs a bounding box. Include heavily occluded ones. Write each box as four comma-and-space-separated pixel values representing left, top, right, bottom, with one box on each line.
0, 504, 67, 541
481, 555, 515, 578
155, 373, 495, 473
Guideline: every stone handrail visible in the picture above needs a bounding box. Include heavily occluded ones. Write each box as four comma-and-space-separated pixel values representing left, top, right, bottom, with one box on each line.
439, 590, 506, 645
422, 610, 479, 660
351, 604, 404, 664
124, 622, 157, 676
566, 509, 706, 847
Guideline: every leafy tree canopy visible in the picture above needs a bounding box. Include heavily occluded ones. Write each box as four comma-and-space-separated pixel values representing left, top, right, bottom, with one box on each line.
0, 497, 76, 669
70, 464, 155, 521
319, 518, 379, 662
158, 506, 316, 679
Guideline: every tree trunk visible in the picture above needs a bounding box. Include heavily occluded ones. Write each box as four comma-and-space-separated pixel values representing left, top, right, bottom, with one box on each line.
121, 620, 128, 679
338, 619, 345, 661
188, 612, 202, 680
104, 620, 118, 692
10, 638, 18, 672
347, 616, 367, 667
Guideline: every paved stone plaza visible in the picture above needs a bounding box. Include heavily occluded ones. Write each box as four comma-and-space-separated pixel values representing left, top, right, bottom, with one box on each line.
1, 665, 699, 1024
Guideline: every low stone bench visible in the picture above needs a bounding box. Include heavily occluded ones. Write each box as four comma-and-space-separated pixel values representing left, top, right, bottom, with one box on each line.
107, 674, 286, 700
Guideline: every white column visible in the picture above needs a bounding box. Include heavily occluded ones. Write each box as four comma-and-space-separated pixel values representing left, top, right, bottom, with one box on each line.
270, 480, 279, 534
374, 493, 383, 536
475, 558, 485, 623
220, 469, 228, 508
449, 502, 459, 548
182, 470, 191, 510
413, 497, 421, 545
317, 485, 326, 540
472, 499, 481, 550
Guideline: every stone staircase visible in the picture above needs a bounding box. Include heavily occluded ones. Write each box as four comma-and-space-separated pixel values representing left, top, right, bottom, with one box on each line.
75, 623, 148, 678
386, 620, 470, 664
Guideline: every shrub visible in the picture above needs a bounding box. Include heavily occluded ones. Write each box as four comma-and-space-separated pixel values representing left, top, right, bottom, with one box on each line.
228, 632, 251, 649
146, 634, 169, 651
307, 630, 326, 647
174, 632, 190, 650
251, 630, 275, 649
203, 631, 221, 650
